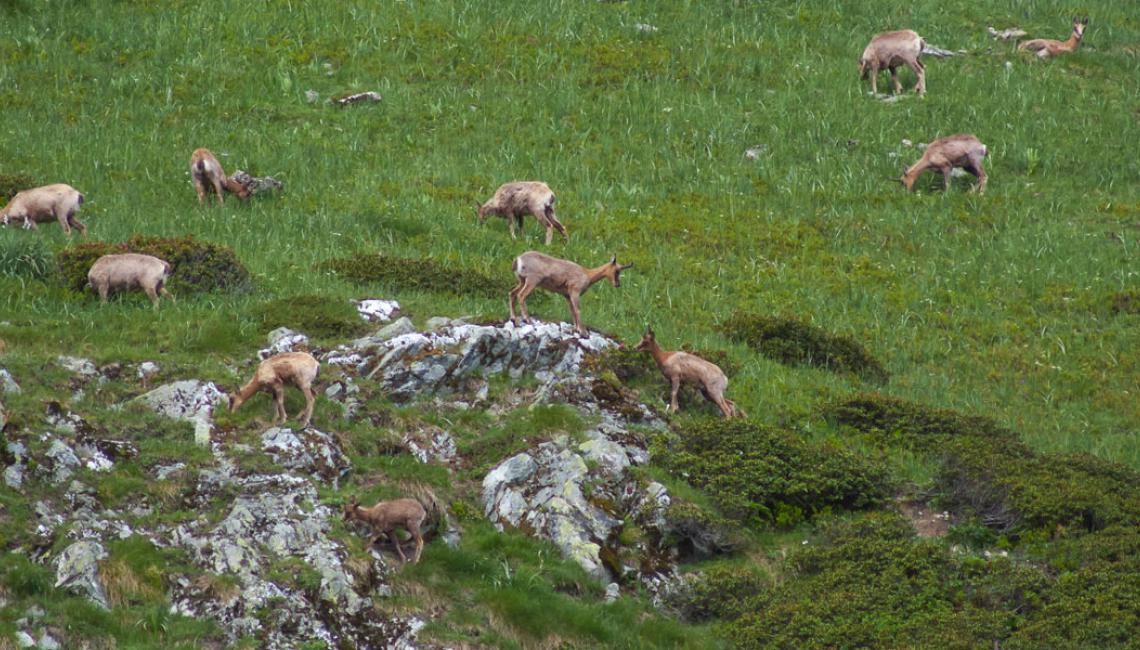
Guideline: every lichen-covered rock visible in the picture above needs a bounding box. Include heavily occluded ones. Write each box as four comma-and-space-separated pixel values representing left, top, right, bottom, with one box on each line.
259, 327, 310, 360
356, 299, 400, 323
54, 540, 109, 608
0, 367, 20, 394
133, 380, 228, 444
260, 426, 351, 486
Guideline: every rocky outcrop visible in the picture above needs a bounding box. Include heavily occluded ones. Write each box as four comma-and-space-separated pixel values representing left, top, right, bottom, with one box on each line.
54, 540, 109, 609
133, 380, 228, 444
261, 426, 351, 486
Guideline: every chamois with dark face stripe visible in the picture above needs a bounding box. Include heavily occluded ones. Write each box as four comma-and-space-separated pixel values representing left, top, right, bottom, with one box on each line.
508, 251, 631, 336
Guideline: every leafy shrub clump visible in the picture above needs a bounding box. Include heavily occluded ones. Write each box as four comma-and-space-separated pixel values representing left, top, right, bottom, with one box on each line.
56, 235, 250, 294
664, 565, 768, 623
582, 347, 657, 383
0, 173, 36, 202
252, 295, 368, 339
0, 236, 53, 279
826, 393, 1019, 451
652, 419, 892, 527
321, 252, 512, 297
660, 501, 747, 560
726, 512, 1051, 649
720, 312, 888, 383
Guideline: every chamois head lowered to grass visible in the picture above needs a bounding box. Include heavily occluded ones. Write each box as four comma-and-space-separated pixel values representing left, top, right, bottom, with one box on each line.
1018, 17, 1089, 59
230, 352, 319, 428
508, 251, 632, 336
0, 183, 87, 236
343, 496, 427, 563
189, 148, 250, 206
477, 181, 568, 245
858, 29, 926, 96
898, 134, 988, 194
634, 325, 741, 418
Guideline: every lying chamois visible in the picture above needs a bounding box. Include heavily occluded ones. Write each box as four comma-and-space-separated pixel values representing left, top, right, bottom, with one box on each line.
343, 496, 427, 563
189, 148, 250, 206
859, 29, 926, 95
230, 352, 319, 428
1019, 17, 1088, 59
635, 325, 740, 418
900, 134, 988, 194
87, 253, 173, 309
0, 184, 86, 236
508, 251, 632, 336
477, 181, 568, 245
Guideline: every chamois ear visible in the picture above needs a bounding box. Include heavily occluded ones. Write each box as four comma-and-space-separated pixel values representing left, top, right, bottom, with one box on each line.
610, 255, 617, 265
645, 324, 654, 337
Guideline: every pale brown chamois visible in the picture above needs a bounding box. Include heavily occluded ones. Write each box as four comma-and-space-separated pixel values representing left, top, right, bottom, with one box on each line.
859, 29, 926, 95
634, 325, 740, 418
477, 181, 568, 245
1019, 17, 1088, 59
0, 184, 86, 236
508, 251, 632, 336
230, 352, 319, 428
343, 496, 427, 563
189, 148, 251, 206
87, 253, 174, 309
899, 134, 988, 194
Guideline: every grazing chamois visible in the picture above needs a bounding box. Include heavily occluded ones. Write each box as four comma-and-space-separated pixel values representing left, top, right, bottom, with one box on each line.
900, 134, 988, 194
635, 325, 740, 418
508, 251, 632, 336
189, 148, 250, 206
87, 253, 173, 309
343, 496, 427, 563
230, 352, 319, 428
859, 29, 926, 95
0, 184, 86, 236
477, 181, 568, 245
1019, 17, 1088, 59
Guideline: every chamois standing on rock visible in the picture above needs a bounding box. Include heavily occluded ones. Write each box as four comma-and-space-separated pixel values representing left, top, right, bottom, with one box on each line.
189, 148, 250, 206
230, 352, 319, 428
478, 181, 568, 245
1019, 17, 1088, 59
635, 325, 740, 418
343, 496, 427, 563
859, 29, 926, 95
508, 251, 632, 336
899, 134, 988, 194
0, 184, 86, 236
87, 253, 174, 309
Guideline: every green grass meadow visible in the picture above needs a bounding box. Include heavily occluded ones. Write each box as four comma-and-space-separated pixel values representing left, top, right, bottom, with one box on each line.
2, 0, 1139, 647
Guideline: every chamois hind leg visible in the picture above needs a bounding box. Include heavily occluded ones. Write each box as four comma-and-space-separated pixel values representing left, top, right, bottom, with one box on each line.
392, 530, 409, 563
298, 385, 315, 428
271, 385, 287, 425
543, 205, 569, 243
211, 177, 225, 206
67, 211, 87, 237
144, 285, 161, 310
941, 166, 953, 192
568, 293, 585, 335
516, 281, 538, 324
911, 58, 926, 94
412, 526, 424, 563
889, 66, 901, 94
966, 155, 988, 194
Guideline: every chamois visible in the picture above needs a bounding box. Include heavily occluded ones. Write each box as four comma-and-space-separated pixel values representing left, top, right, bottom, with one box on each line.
635, 325, 740, 418
1019, 17, 1088, 59
230, 352, 319, 428
87, 253, 173, 309
189, 148, 250, 206
508, 251, 632, 336
343, 497, 427, 563
0, 184, 86, 236
859, 29, 926, 95
899, 134, 988, 194
477, 181, 568, 245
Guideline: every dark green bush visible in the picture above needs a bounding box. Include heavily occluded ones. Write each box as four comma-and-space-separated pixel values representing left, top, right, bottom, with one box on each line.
252, 295, 368, 339
321, 252, 512, 297
660, 501, 747, 560
727, 512, 1050, 650
0, 173, 36, 202
1110, 289, 1140, 315
664, 565, 768, 623
0, 236, 53, 279
826, 393, 1019, 451
583, 346, 658, 383
720, 312, 888, 383
652, 419, 892, 527
56, 235, 250, 294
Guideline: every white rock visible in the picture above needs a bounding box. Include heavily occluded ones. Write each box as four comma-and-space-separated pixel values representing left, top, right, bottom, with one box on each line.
356, 299, 400, 322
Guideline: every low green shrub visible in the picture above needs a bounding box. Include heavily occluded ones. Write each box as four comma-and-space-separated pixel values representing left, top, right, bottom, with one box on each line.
0, 172, 36, 201
661, 501, 747, 560
1109, 289, 1140, 315
826, 393, 1019, 451
664, 565, 768, 623
720, 312, 888, 383
56, 235, 250, 294
252, 295, 368, 339
0, 235, 53, 279
652, 419, 892, 527
582, 346, 657, 383
321, 252, 511, 297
